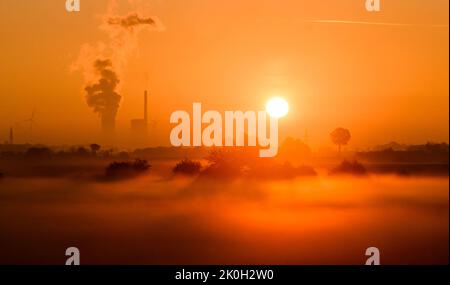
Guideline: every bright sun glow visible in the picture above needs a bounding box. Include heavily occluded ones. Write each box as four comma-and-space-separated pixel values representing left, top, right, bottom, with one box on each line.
266, 97, 289, 118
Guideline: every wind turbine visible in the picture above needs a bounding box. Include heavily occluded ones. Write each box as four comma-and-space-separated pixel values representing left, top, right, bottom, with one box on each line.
21, 107, 36, 143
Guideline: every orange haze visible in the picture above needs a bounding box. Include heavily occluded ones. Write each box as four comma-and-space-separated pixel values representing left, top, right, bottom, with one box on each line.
0, 0, 448, 149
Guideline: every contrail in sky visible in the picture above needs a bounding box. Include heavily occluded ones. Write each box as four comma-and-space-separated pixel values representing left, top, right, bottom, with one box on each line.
309, 20, 448, 28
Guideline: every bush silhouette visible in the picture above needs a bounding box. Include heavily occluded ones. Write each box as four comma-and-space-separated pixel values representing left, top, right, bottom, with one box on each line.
105, 159, 151, 179
330, 160, 366, 176
200, 149, 317, 180
201, 149, 243, 178
173, 159, 202, 175
24, 147, 52, 160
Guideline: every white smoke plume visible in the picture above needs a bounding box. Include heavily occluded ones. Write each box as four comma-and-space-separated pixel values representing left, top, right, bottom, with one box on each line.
72, 0, 163, 135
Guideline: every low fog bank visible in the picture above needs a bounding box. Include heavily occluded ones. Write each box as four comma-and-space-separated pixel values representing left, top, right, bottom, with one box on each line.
0, 173, 448, 265
0, 143, 448, 264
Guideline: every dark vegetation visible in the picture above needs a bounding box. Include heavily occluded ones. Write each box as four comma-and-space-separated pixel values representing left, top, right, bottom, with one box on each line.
354, 142, 449, 176
330, 127, 351, 154
198, 149, 317, 180
330, 160, 367, 176
0, 142, 448, 180
90, 143, 101, 155
24, 147, 53, 160
105, 159, 151, 180
0, 144, 135, 179
356, 142, 449, 164
364, 164, 449, 177
173, 159, 202, 175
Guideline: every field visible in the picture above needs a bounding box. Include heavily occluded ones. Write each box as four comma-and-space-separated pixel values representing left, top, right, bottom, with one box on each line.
0, 160, 447, 264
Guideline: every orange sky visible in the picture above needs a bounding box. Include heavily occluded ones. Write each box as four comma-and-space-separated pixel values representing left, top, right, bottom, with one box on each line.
0, 0, 448, 150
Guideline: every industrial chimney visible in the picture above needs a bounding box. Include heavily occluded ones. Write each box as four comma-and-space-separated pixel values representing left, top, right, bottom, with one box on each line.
130, 90, 149, 147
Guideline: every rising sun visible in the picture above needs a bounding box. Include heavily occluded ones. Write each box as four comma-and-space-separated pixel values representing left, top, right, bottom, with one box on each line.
266, 97, 289, 118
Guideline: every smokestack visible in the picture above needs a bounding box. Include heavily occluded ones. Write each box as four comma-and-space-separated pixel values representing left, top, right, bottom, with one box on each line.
144, 90, 148, 123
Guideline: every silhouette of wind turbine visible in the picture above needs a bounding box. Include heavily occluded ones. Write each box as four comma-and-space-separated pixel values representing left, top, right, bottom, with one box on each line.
22, 107, 36, 143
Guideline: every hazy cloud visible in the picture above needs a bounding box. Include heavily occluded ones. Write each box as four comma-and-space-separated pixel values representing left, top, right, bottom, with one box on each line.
107, 13, 156, 30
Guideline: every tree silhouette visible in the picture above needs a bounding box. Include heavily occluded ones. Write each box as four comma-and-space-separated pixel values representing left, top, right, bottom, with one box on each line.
90, 144, 101, 155
76, 147, 89, 156
330, 128, 351, 154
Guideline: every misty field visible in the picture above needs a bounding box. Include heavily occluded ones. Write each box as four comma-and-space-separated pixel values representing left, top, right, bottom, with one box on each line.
0, 166, 447, 265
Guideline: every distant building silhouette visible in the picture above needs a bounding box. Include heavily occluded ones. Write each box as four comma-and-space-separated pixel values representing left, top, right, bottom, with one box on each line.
131, 90, 149, 147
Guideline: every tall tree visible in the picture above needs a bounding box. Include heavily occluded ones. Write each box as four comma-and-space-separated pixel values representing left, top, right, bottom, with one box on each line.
330, 128, 351, 154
